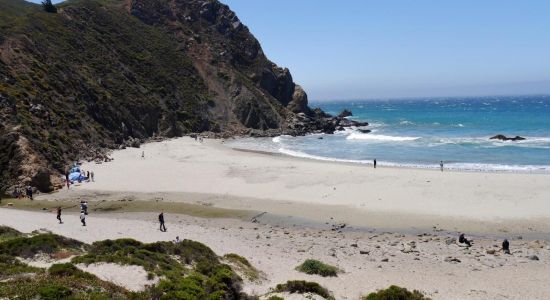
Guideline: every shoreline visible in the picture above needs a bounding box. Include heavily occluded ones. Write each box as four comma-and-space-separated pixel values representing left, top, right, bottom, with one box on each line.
227, 137, 550, 175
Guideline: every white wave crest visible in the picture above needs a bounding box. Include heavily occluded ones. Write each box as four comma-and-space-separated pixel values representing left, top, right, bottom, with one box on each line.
346, 133, 420, 142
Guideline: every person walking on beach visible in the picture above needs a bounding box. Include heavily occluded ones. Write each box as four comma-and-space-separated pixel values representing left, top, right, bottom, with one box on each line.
159, 211, 166, 232
374, 159, 377, 169
80, 210, 86, 226
80, 201, 88, 215
440, 161, 444, 172
90, 171, 95, 182
56, 206, 63, 224
141, 151, 145, 159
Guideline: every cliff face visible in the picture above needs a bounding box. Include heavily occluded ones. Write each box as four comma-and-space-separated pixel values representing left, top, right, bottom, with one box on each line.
0, 0, 321, 193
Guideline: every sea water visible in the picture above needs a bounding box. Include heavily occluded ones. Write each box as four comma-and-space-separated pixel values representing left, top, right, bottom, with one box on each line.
227, 95, 550, 172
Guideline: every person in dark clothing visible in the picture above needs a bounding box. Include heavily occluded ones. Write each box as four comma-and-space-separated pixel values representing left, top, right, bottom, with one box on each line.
159, 211, 166, 232
458, 233, 472, 247
80, 210, 86, 226
27, 186, 33, 200
56, 207, 63, 224
440, 161, 444, 172
502, 239, 510, 254
374, 159, 377, 169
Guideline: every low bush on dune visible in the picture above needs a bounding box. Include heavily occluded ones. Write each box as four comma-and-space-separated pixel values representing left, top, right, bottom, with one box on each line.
0, 254, 43, 279
0, 226, 23, 241
72, 238, 251, 299
223, 253, 262, 281
275, 280, 334, 299
296, 259, 340, 277
267, 296, 284, 300
364, 285, 431, 300
0, 233, 86, 258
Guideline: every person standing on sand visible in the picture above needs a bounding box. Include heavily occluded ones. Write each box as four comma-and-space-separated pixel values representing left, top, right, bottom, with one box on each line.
502, 239, 510, 254
80, 210, 86, 226
374, 159, 377, 169
159, 211, 167, 232
56, 207, 63, 224
26, 186, 33, 200
141, 151, 145, 159
90, 171, 95, 182
440, 161, 444, 172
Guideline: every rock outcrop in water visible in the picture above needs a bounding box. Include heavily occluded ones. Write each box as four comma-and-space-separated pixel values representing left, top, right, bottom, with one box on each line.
0, 0, 368, 192
490, 135, 526, 141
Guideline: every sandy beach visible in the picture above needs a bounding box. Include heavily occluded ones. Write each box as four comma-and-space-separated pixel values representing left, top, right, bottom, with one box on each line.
43, 137, 550, 236
4, 137, 550, 299
1, 208, 549, 299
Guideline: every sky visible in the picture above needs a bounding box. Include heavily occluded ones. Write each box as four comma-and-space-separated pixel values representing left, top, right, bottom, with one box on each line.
31, 0, 550, 100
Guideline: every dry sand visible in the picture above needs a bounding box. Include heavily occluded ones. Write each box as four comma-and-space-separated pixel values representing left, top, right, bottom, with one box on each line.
48, 137, 550, 236
5, 137, 550, 299
1, 208, 549, 299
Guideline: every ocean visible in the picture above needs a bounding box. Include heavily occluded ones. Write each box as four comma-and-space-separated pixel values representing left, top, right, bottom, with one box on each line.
227, 95, 550, 172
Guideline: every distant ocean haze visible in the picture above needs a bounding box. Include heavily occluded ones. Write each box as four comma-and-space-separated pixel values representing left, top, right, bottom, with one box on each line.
228, 95, 550, 172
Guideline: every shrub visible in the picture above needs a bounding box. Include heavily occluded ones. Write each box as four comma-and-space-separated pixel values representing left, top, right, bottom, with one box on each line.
296, 259, 340, 277
268, 296, 284, 300
223, 253, 261, 281
275, 280, 333, 299
364, 285, 431, 300
38, 284, 72, 299
0, 254, 42, 278
0, 233, 85, 258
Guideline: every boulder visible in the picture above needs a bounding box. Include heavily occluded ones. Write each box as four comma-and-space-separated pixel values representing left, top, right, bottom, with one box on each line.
490, 135, 526, 141
337, 109, 353, 118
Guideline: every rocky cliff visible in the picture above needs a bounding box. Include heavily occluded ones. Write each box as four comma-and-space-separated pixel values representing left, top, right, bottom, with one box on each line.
0, 0, 359, 193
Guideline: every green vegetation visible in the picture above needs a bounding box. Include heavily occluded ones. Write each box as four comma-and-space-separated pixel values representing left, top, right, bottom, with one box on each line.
364, 285, 431, 300
295, 259, 340, 277
0, 226, 257, 299
72, 238, 253, 299
223, 253, 262, 281
267, 296, 284, 300
0, 225, 23, 241
0, 232, 85, 258
275, 280, 334, 300
0, 254, 43, 279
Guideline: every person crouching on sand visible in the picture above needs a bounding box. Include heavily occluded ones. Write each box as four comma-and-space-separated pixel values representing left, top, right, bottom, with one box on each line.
80, 210, 86, 226
458, 233, 472, 247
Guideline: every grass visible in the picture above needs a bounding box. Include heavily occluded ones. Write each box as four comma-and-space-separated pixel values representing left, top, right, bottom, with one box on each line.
364, 285, 431, 300
296, 259, 340, 277
223, 253, 262, 281
275, 280, 334, 300
7, 198, 257, 220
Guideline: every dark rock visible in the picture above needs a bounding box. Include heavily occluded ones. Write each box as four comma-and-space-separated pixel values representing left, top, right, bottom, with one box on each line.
359, 250, 370, 255
337, 109, 353, 118
528, 255, 539, 261
357, 129, 371, 134
490, 135, 526, 141
444, 256, 461, 263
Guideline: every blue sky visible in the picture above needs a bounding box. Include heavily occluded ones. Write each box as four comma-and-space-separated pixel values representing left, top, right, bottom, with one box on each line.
31, 0, 550, 100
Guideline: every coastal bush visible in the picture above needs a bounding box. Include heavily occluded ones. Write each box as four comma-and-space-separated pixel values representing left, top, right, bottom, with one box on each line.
0, 233, 85, 258
275, 280, 334, 299
0, 226, 22, 241
364, 285, 431, 300
0, 254, 42, 278
49, 263, 95, 280
267, 296, 284, 300
223, 253, 261, 281
296, 259, 340, 277
38, 284, 72, 299
71, 238, 250, 299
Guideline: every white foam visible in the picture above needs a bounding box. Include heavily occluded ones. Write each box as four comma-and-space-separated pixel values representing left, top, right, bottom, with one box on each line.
346, 133, 420, 142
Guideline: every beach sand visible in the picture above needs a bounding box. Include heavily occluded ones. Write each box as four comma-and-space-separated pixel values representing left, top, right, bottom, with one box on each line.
4, 137, 550, 299
1, 208, 549, 299
45, 137, 550, 236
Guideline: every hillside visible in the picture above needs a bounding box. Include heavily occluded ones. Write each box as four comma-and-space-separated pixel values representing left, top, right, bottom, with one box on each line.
0, 0, 351, 193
